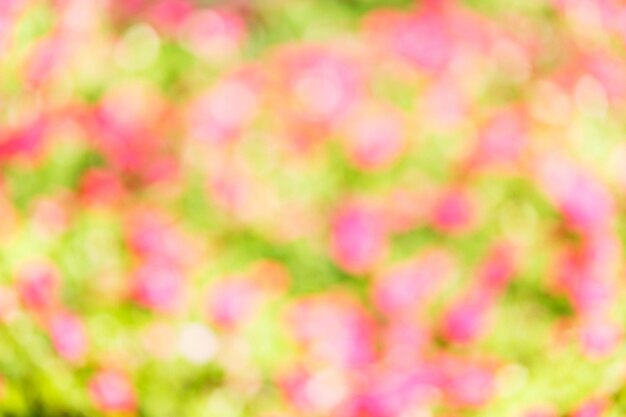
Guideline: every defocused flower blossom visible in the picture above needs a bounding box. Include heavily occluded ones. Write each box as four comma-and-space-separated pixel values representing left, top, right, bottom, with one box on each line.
89, 369, 137, 414
181, 8, 247, 60
430, 187, 475, 234
373, 249, 453, 316
330, 201, 387, 275
536, 155, 615, 234
469, 108, 528, 169
288, 294, 375, 368
206, 276, 262, 329
341, 102, 405, 171
48, 310, 88, 364
187, 68, 261, 145
131, 261, 185, 313
17, 262, 60, 313
364, 5, 453, 73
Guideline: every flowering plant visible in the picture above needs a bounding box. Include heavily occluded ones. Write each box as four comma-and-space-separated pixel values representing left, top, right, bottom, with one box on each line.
1, 0, 626, 416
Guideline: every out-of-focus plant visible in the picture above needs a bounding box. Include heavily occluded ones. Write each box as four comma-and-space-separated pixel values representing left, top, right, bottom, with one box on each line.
2, 0, 626, 416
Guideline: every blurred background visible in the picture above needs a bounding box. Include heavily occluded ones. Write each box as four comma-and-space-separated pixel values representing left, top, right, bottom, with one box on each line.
1, 0, 626, 416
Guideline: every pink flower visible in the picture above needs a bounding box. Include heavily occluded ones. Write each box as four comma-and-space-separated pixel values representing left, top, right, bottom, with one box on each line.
364, 6, 453, 73
342, 103, 405, 171
16, 262, 59, 312
89, 370, 137, 414
381, 319, 431, 367
395, 11, 453, 72
372, 250, 453, 316
553, 242, 617, 315
187, 70, 261, 145
181, 8, 247, 60
0, 0, 26, 50
469, 108, 528, 168
430, 188, 475, 234
421, 77, 468, 130
146, 0, 194, 35
208, 168, 252, 218
440, 295, 489, 344
571, 399, 607, 417
476, 241, 517, 298
330, 202, 387, 275
568, 276, 613, 315
561, 176, 614, 234
447, 4, 494, 52
0, 117, 47, 161
278, 367, 315, 413
288, 294, 375, 368
84, 104, 178, 185
442, 360, 495, 408
578, 316, 622, 358
126, 212, 188, 266
205, 277, 261, 328
26, 35, 66, 88
48, 311, 88, 364
31, 195, 70, 237
131, 261, 184, 313
278, 46, 362, 128
536, 156, 614, 234
440, 244, 515, 344
355, 365, 442, 417
586, 52, 626, 102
